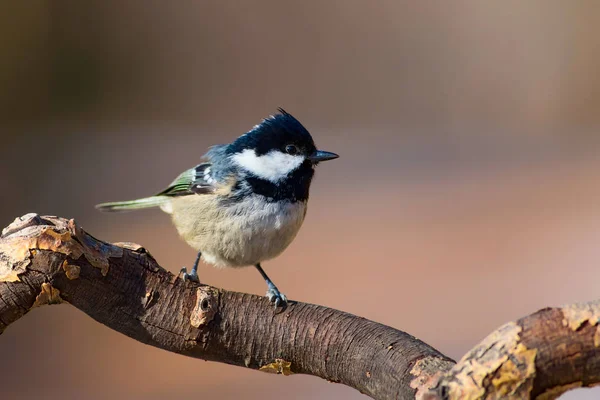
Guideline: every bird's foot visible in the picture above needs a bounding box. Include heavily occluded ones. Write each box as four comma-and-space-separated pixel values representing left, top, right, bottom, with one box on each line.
266, 285, 287, 308
180, 267, 200, 283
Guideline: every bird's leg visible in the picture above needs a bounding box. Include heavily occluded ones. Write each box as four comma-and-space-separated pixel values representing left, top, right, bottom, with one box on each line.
181, 251, 202, 283
254, 263, 287, 308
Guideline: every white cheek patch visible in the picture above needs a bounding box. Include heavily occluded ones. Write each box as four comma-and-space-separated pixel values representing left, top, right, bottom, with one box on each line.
232, 149, 305, 182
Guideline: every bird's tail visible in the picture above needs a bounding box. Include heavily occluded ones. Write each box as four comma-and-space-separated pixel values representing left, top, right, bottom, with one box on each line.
95, 196, 168, 212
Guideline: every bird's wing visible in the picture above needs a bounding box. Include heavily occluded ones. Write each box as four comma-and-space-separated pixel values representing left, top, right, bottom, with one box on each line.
156, 163, 217, 197
95, 163, 221, 212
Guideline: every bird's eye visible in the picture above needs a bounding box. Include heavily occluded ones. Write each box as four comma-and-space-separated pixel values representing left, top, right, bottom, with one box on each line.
285, 144, 299, 155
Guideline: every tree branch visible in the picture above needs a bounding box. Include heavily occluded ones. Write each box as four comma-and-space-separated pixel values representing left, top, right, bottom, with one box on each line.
0, 214, 452, 399
433, 304, 600, 399
0, 214, 598, 399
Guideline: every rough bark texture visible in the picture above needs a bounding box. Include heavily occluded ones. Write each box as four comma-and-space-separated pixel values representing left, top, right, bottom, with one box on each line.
1, 214, 599, 399
0, 214, 452, 399
430, 304, 600, 399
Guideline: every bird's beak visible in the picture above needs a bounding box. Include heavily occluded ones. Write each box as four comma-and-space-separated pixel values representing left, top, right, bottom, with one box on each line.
308, 150, 339, 163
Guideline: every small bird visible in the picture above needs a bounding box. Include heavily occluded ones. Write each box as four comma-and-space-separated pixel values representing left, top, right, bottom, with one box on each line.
96, 109, 338, 307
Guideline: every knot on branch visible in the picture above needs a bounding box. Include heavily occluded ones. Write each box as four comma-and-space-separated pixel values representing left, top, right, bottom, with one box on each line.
190, 287, 218, 328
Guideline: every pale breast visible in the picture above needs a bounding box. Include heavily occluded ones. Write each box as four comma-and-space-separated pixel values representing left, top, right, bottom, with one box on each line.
168, 194, 307, 268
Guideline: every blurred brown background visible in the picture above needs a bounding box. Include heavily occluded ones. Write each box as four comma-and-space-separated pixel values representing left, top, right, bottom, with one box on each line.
2, 1, 600, 399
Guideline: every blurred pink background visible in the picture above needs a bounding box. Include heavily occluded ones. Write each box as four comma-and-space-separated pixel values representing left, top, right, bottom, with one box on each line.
2, 2, 600, 399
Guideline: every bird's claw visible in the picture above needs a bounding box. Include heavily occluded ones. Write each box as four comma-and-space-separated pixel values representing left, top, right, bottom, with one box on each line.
180, 267, 200, 283
266, 286, 287, 308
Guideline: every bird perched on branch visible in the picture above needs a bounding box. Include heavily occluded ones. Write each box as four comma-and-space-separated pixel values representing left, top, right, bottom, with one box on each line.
96, 109, 338, 307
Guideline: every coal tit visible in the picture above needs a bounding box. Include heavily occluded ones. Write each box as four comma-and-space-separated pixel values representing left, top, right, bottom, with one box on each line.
96, 109, 338, 307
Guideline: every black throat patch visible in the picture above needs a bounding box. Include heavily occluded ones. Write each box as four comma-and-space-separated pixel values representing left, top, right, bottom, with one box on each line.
231, 161, 314, 203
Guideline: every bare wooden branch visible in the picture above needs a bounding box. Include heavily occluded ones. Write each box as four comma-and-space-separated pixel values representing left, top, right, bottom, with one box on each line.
429, 304, 600, 399
0, 214, 452, 399
1, 213, 599, 399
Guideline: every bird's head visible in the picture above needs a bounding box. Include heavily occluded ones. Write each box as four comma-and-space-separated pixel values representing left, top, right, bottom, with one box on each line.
226, 108, 338, 184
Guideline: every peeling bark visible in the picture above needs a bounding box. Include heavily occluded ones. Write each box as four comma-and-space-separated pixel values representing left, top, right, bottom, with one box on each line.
1, 213, 599, 399
430, 307, 600, 399
0, 214, 450, 399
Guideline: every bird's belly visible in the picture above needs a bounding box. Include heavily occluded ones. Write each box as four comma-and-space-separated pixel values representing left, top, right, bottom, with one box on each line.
169, 195, 307, 268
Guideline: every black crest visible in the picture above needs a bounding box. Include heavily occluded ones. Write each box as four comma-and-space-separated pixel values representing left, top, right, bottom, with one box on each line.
227, 109, 317, 157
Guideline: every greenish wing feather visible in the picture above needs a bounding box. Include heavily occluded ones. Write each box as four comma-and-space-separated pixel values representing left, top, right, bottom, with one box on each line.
95, 163, 215, 212
157, 168, 195, 196
156, 163, 214, 197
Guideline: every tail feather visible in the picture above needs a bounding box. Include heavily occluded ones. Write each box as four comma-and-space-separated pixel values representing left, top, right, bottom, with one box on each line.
95, 196, 168, 212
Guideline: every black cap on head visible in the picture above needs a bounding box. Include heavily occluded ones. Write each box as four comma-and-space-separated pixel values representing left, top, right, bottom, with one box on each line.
228, 108, 317, 156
